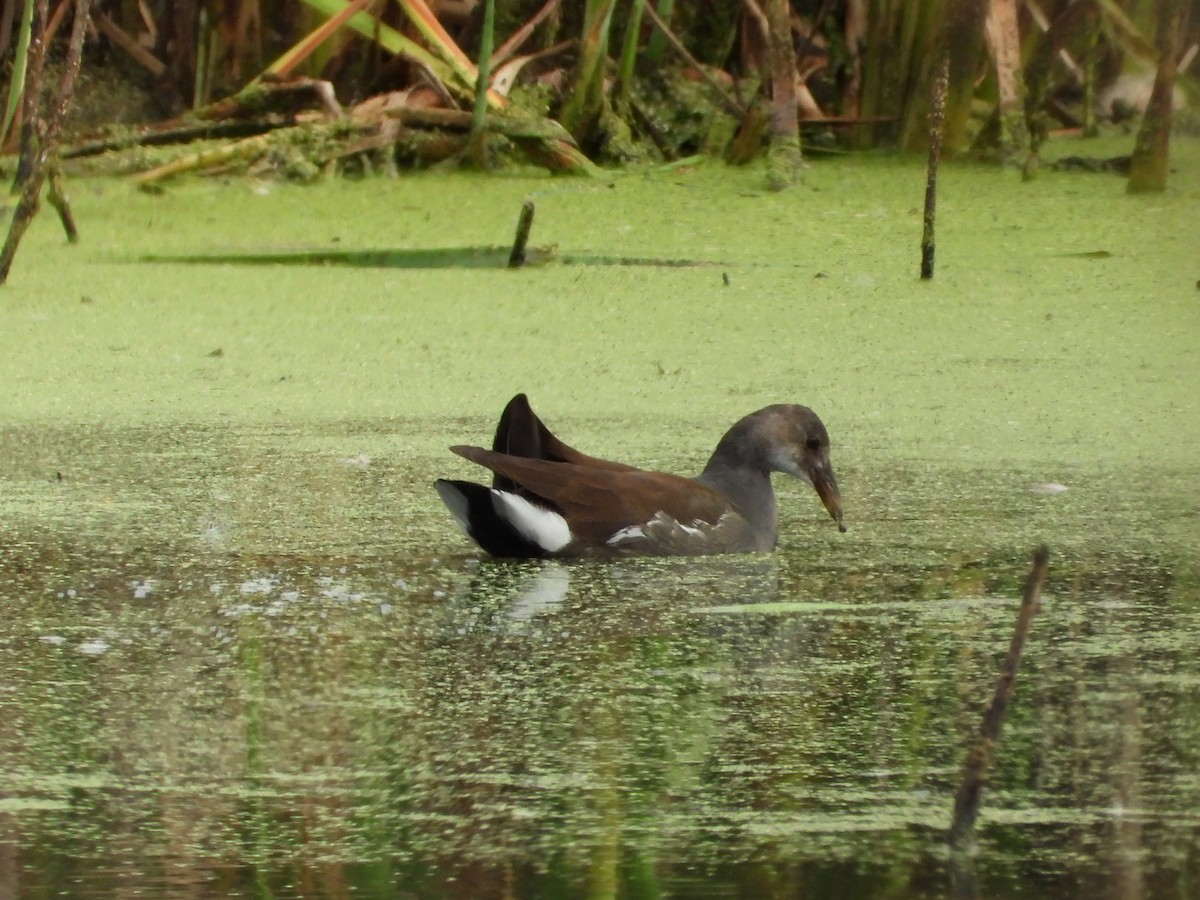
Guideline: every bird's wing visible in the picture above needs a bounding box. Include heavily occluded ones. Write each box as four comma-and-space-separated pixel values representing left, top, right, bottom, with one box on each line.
450, 445, 733, 545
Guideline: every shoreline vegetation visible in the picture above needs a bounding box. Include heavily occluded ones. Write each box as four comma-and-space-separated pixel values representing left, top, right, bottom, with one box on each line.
2, 1, 1196, 176
0, 1, 1194, 280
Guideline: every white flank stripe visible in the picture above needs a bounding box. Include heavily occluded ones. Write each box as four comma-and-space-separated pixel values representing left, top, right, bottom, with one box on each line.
492, 491, 572, 553
608, 513, 727, 548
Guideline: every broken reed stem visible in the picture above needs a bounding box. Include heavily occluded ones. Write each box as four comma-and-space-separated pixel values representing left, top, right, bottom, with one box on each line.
508, 199, 535, 268
920, 52, 949, 280
949, 545, 1050, 852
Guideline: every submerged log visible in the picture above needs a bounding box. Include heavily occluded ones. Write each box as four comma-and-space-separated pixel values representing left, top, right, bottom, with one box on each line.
63, 119, 291, 159
192, 76, 343, 123
64, 78, 343, 160
124, 102, 597, 183
389, 105, 568, 140
128, 134, 275, 184
387, 107, 596, 175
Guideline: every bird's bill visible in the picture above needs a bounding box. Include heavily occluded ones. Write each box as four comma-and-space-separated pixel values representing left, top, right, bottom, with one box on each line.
811, 468, 846, 532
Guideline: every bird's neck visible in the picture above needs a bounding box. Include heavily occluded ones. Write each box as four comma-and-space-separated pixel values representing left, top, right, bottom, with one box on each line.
696, 460, 778, 545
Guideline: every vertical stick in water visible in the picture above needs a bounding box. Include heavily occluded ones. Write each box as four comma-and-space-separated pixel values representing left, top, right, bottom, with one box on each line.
921, 53, 950, 280
508, 199, 535, 268
949, 545, 1050, 854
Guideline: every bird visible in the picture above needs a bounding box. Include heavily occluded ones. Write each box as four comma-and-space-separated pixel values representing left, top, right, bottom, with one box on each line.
435, 393, 845, 558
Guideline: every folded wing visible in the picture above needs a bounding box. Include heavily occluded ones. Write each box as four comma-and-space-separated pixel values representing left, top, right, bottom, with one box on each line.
451, 444, 735, 547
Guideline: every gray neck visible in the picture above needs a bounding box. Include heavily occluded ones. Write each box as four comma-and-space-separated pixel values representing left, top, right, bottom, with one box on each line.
695, 462, 778, 549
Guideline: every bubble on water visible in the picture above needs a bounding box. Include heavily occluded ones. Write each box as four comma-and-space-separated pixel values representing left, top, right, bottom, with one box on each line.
1030, 482, 1069, 495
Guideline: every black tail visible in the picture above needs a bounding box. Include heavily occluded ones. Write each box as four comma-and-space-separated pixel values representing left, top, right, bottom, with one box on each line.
434, 479, 547, 559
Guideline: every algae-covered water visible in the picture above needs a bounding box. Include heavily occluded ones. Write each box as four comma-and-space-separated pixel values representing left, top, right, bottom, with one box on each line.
2, 141, 1199, 898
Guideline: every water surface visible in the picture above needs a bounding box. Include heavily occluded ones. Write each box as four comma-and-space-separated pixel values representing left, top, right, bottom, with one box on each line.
2, 141, 1198, 897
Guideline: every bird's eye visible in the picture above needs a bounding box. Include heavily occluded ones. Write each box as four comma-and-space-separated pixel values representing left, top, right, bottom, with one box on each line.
805, 436, 822, 451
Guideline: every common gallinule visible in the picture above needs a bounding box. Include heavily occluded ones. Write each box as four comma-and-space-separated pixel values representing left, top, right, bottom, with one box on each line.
435, 394, 845, 558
